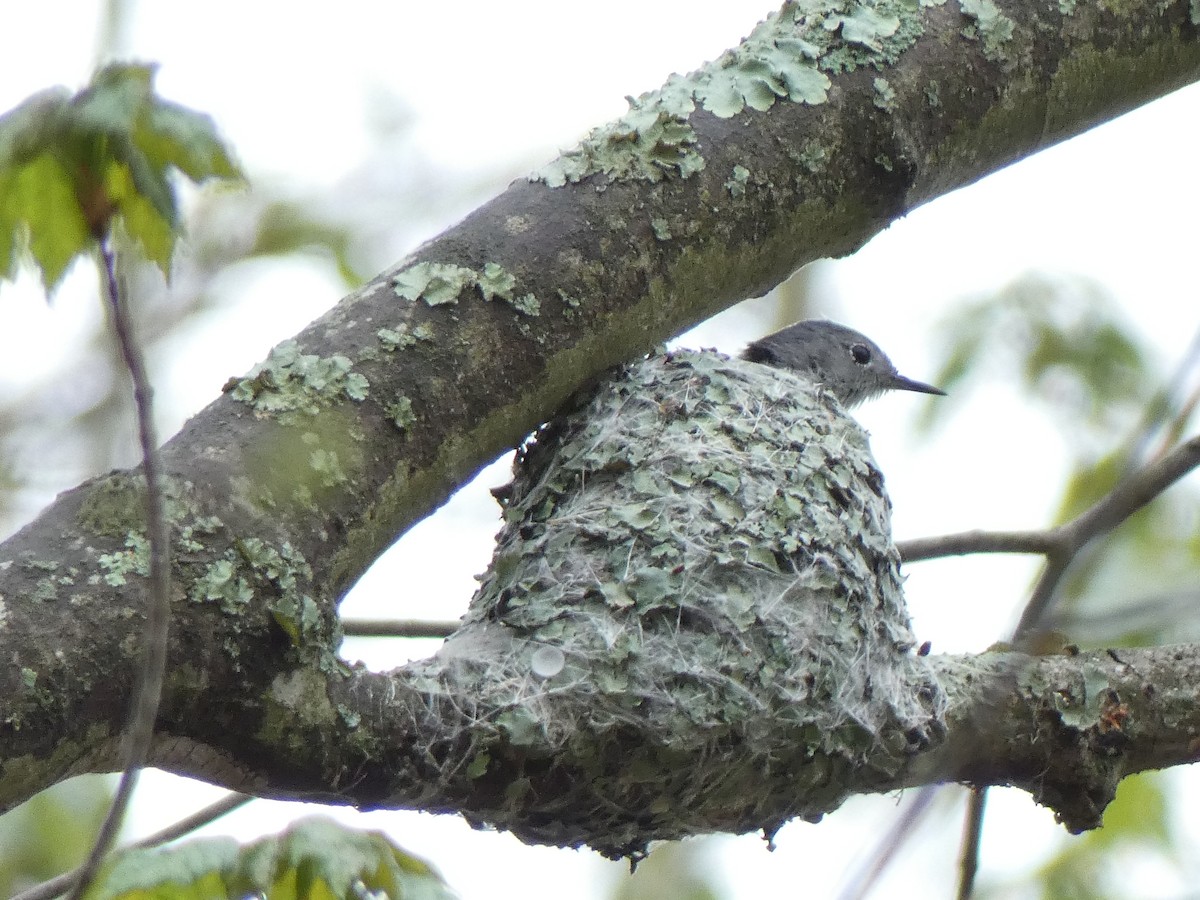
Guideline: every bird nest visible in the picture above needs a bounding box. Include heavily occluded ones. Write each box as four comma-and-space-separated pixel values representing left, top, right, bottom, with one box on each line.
407, 348, 944, 851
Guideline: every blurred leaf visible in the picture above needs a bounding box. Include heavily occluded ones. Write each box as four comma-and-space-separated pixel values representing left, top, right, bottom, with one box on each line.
1054, 450, 1126, 523
84, 816, 454, 900
0, 152, 91, 287
609, 839, 725, 900
1028, 773, 1175, 900
0, 775, 112, 897
917, 274, 1153, 441
251, 200, 368, 287
0, 61, 242, 292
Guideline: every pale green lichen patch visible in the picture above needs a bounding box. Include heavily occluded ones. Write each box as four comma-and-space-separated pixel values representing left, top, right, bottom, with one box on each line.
392, 262, 476, 306
873, 76, 897, 110
191, 537, 321, 651
230, 341, 369, 424
391, 261, 540, 317
693, 37, 830, 117
32, 578, 58, 602
96, 533, 150, 586
537, 94, 706, 187
511, 293, 540, 316
960, 0, 1015, 63
478, 262, 518, 302
533, 0, 928, 188
192, 557, 252, 613
386, 396, 416, 432
831, 4, 901, 50
795, 140, 828, 173
178, 516, 224, 553
651, 217, 673, 240
377, 323, 434, 352
303, 432, 349, 488
725, 165, 751, 197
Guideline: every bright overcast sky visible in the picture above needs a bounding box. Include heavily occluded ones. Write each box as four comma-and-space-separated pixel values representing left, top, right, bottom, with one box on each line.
3, 2, 1200, 898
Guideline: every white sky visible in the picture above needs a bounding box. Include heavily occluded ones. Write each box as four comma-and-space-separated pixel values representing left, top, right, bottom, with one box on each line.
3, 2, 1200, 898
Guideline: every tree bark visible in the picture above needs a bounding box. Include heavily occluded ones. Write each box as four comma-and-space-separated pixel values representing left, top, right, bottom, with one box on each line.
2, 0, 1200, 852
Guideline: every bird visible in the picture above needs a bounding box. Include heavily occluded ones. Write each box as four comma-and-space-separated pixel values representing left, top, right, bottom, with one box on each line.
741, 319, 945, 407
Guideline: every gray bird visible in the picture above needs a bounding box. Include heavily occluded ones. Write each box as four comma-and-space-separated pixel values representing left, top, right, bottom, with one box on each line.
741, 319, 945, 407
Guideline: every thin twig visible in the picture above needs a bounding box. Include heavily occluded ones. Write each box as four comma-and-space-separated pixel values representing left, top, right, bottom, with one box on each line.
898, 530, 1057, 562
13, 793, 252, 900
836, 785, 940, 900
897, 436, 1200, 574
1014, 434, 1200, 636
898, 435, 1200, 895
341, 618, 460, 638
1126, 323, 1200, 470
65, 241, 173, 900
956, 788, 986, 900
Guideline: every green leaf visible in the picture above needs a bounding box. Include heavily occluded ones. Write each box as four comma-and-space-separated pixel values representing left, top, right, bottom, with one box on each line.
138, 98, 241, 182
104, 161, 176, 270
4, 153, 91, 290
85, 817, 453, 900
0, 61, 242, 290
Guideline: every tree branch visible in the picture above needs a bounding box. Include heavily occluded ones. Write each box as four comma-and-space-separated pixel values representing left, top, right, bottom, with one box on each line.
3, 0, 1200, 856
897, 436, 1200, 572
341, 619, 460, 639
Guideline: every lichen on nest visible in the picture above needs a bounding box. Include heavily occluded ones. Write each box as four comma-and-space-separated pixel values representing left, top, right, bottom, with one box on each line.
410, 347, 944, 852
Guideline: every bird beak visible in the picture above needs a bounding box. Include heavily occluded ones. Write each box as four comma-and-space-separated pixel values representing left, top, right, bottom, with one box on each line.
890, 374, 946, 396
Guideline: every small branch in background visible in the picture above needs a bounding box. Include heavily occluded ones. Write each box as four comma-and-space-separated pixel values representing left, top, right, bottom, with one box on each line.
1014, 434, 1200, 637
1125, 323, 1200, 470
341, 618, 460, 639
897, 530, 1057, 562
65, 241, 174, 900
837, 785, 940, 900
898, 435, 1200, 577
955, 788, 986, 900
900, 434, 1200, 896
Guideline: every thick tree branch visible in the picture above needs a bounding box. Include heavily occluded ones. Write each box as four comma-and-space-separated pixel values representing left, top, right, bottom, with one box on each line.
2, 0, 1200, 853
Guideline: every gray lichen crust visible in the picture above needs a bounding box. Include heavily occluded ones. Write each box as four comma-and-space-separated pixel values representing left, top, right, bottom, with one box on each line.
410, 349, 944, 854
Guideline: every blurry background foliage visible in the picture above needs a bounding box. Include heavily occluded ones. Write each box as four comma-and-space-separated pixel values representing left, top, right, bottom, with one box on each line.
3, 18, 1200, 900
923, 275, 1200, 649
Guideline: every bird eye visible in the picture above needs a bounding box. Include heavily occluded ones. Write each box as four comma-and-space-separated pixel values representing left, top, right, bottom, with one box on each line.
850, 343, 872, 365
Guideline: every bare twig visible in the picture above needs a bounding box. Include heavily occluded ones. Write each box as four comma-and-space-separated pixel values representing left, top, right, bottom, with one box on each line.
955, 788, 986, 900
898, 530, 1057, 562
897, 436, 1200, 580
900, 435, 1200, 895
13, 793, 251, 900
341, 618, 460, 638
1014, 434, 1200, 636
1126, 323, 1200, 470
836, 785, 940, 900
65, 241, 173, 900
